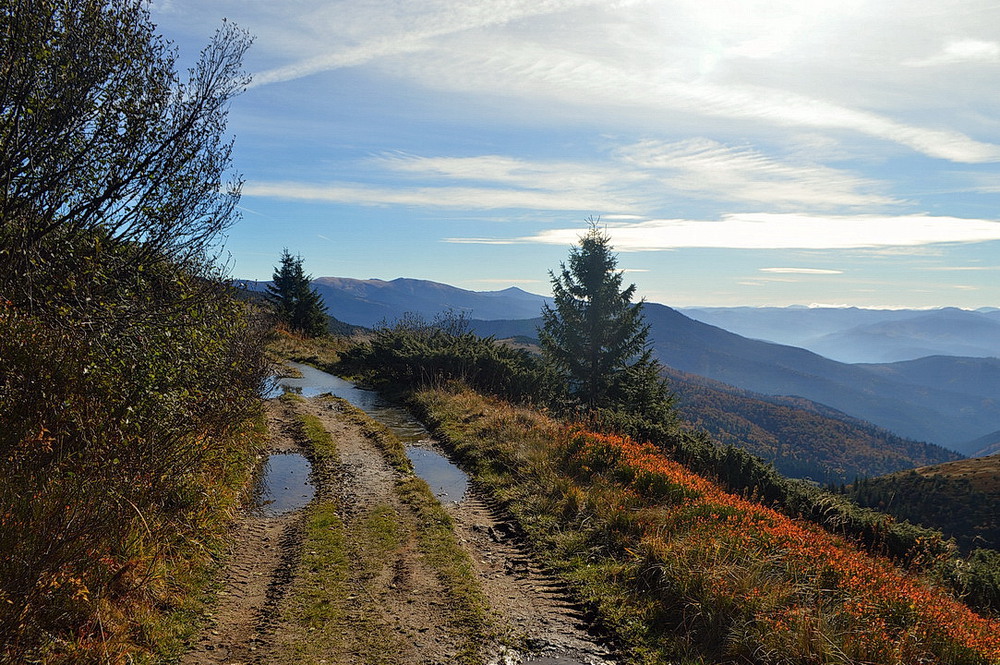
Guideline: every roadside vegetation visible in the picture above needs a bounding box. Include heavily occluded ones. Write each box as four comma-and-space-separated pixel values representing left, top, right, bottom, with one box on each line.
412, 385, 1000, 664
0, 2, 269, 662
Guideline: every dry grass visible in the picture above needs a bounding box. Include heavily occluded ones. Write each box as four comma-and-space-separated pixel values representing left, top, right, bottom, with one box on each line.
915, 456, 1000, 495
266, 326, 356, 371
411, 384, 1000, 665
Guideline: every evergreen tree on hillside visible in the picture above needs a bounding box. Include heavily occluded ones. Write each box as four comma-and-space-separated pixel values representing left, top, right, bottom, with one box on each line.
539, 220, 672, 417
266, 250, 328, 336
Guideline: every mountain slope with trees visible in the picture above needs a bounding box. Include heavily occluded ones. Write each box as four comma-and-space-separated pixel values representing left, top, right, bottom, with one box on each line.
664, 367, 961, 483
845, 455, 1000, 552
469, 308, 1000, 453
256, 275, 1000, 452
641, 303, 1000, 452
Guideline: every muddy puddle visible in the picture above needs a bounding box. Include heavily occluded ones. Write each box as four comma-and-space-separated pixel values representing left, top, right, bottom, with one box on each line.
405, 446, 469, 502
273, 362, 469, 502
255, 452, 315, 516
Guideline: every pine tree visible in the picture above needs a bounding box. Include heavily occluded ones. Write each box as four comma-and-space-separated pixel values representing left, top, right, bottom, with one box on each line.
539, 220, 672, 416
266, 249, 329, 336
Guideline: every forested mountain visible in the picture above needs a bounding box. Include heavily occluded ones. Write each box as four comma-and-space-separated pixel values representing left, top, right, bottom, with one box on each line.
641, 304, 1000, 452
845, 456, 1000, 551
664, 367, 961, 483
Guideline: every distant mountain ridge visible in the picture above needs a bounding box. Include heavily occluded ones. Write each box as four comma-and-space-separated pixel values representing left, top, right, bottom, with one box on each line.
240, 277, 551, 328
680, 306, 1000, 363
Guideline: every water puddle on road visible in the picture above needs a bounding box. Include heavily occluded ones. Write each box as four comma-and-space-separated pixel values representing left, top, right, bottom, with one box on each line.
272, 362, 469, 502
406, 446, 469, 502
256, 452, 315, 516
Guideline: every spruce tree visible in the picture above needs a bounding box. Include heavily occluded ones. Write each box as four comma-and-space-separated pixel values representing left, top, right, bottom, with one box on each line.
539, 220, 671, 416
266, 249, 329, 336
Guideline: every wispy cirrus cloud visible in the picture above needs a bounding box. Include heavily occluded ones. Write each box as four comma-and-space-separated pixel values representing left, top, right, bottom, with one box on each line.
242, 180, 630, 211
396, 38, 1000, 163
617, 139, 898, 208
374, 152, 629, 193
241, 0, 1000, 163
248, 140, 896, 216
759, 268, 844, 275
248, 0, 609, 88
454, 213, 1000, 250
905, 39, 1000, 67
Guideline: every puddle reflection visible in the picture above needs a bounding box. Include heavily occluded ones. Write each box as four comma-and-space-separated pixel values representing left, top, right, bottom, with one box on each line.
256, 452, 314, 516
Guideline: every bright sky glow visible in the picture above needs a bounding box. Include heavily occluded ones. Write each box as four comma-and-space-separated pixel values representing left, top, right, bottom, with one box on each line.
151, 0, 1000, 308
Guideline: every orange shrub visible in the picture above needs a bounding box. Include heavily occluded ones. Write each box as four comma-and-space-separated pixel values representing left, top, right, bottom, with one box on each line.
561, 427, 1000, 662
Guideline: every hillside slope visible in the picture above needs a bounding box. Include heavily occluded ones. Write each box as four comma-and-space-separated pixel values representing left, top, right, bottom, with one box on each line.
846, 455, 1000, 551
664, 367, 961, 483
413, 386, 1000, 664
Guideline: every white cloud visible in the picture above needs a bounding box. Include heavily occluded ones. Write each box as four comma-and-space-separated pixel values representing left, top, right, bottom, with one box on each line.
507, 213, 1000, 250
243, 181, 627, 211
373, 142, 899, 212
393, 34, 1000, 163
906, 39, 1000, 67
248, 0, 607, 87
248, 141, 899, 216
759, 268, 844, 274
375, 153, 627, 193
617, 138, 898, 208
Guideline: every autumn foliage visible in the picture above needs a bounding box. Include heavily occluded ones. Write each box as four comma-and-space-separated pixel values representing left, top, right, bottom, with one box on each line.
561, 427, 1000, 662
414, 386, 1000, 664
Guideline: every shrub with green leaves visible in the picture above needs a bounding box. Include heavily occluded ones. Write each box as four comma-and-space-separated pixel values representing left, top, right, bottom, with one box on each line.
0, 1, 269, 660
339, 313, 562, 404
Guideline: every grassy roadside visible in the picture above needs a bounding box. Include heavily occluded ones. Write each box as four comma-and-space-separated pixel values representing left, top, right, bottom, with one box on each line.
268, 327, 354, 371
152, 413, 271, 661
409, 384, 1000, 665
276, 394, 491, 664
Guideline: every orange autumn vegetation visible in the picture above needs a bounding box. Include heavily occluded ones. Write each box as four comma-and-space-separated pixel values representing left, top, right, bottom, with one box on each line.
561, 426, 1000, 663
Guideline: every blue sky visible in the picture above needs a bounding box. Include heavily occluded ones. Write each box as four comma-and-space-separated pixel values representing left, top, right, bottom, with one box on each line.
151, 0, 1000, 308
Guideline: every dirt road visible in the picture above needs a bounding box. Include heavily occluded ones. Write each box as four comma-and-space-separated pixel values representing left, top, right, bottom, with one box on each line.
180, 395, 616, 665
